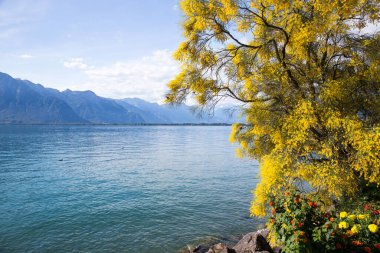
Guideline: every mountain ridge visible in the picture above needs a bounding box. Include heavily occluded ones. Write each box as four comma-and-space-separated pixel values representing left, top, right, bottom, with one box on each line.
0, 72, 241, 124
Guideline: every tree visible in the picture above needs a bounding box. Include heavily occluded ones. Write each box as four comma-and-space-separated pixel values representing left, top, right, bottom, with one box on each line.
166, 0, 380, 216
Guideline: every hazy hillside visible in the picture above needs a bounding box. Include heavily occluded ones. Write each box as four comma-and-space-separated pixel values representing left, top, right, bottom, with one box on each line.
0, 73, 86, 124
0, 72, 240, 124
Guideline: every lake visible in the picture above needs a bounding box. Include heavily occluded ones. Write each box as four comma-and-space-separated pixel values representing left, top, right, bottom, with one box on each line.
0, 125, 261, 252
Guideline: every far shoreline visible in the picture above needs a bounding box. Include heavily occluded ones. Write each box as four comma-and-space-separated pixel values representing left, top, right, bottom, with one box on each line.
0, 123, 235, 126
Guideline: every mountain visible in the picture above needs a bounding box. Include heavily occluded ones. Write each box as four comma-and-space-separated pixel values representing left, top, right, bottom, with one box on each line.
0, 72, 241, 124
0, 73, 86, 124
118, 98, 239, 124
58, 90, 144, 123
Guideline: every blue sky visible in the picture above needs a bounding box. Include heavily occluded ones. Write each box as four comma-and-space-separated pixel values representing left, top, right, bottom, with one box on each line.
0, 0, 183, 102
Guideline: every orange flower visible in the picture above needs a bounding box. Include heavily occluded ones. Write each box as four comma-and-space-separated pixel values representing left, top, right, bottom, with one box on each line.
364, 247, 372, 253
271, 208, 276, 215
300, 231, 305, 236
325, 224, 330, 229
352, 240, 363, 246
291, 219, 295, 224
285, 192, 290, 196
269, 201, 273, 206
346, 230, 353, 236
308, 201, 313, 207
330, 217, 334, 222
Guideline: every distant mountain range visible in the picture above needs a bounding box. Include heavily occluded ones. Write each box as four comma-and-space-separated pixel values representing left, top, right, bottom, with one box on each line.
0, 72, 242, 124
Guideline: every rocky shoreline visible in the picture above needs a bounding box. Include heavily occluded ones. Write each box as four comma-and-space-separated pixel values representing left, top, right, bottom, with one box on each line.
186, 229, 282, 253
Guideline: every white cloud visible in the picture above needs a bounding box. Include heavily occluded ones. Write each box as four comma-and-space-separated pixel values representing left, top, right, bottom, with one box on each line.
63, 50, 180, 103
20, 54, 33, 58
359, 22, 380, 34
63, 58, 90, 70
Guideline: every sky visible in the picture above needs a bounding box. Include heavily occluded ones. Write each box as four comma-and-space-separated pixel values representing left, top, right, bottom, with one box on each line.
0, 0, 183, 103
0, 1, 378, 104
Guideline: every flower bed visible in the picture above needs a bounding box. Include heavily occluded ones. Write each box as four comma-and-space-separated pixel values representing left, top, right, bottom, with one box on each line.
267, 190, 380, 253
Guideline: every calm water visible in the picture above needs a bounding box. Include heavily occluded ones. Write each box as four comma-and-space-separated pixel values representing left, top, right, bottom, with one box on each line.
0, 125, 261, 253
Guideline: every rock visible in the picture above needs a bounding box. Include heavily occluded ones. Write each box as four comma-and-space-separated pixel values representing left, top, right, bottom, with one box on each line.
256, 229, 269, 239
207, 243, 236, 253
233, 232, 274, 253
188, 229, 279, 253
193, 245, 209, 253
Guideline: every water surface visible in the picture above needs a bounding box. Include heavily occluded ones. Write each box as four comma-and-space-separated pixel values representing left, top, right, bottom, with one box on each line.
0, 125, 260, 252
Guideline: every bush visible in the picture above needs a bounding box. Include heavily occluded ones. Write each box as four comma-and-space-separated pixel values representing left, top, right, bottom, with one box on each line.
267, 190, 380, 253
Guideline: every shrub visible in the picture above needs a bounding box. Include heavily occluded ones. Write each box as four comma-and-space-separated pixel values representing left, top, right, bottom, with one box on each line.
267, 190, 380, 253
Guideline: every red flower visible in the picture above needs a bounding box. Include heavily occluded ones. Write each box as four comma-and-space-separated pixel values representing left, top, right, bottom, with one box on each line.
340, 234, 348, 239
364, 204, 371, 210
364, 247, 372, 253
336, 243, 343, 249
374, 243, 380, 249
373, 210, 380, 215
299, 222, 303, 227
313, 202, 318, 208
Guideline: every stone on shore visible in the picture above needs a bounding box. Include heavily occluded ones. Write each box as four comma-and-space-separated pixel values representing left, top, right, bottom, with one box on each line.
232, 230, 273, 253
190, 229, 281, 253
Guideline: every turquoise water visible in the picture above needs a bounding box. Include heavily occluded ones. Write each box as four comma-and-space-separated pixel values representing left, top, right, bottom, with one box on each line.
0, 125, 261, 253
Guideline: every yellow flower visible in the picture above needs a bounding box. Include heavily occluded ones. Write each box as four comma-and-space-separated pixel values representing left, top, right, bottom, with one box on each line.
340, 212, 348, 218
348, 214, 356, 220
351, 225, 360, 234
368, 224, 378, 233
282, 223, 287, 228
358, 214, 366, 219
339, 221, 349, 229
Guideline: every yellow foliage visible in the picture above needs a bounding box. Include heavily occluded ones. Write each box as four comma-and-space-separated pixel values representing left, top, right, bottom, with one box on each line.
168, 0, 380, 217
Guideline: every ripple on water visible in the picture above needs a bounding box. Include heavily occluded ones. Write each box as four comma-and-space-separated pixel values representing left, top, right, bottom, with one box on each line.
0, 125, 261, 253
